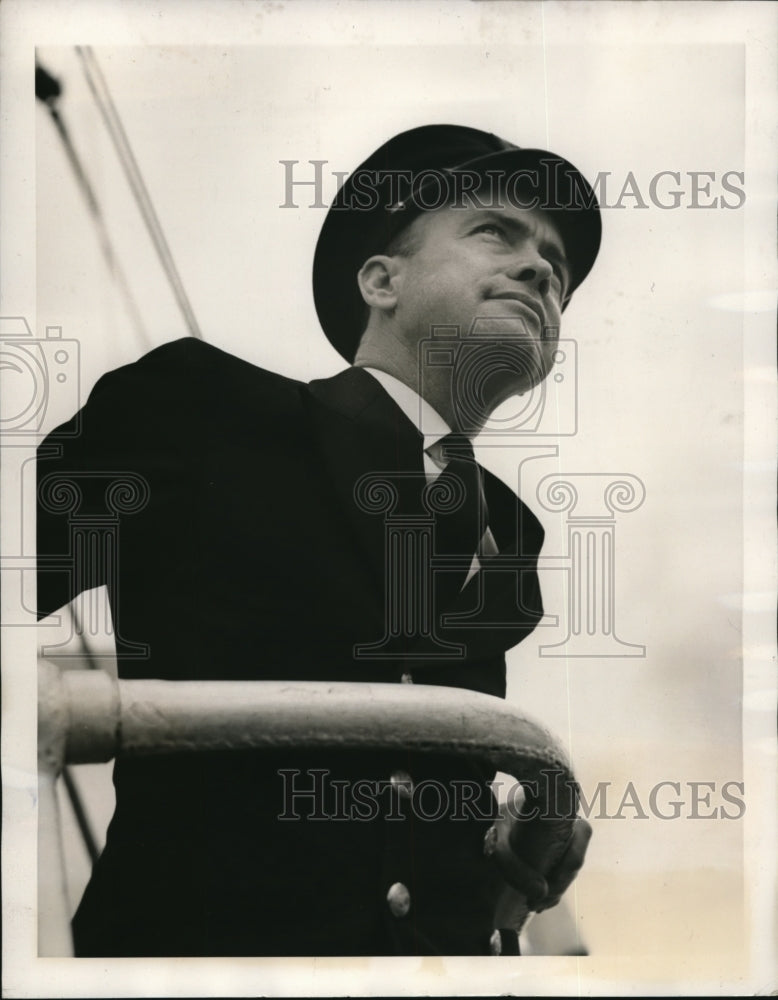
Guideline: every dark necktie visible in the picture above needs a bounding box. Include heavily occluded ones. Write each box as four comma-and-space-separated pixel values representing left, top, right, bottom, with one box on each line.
430, 433, 489, 598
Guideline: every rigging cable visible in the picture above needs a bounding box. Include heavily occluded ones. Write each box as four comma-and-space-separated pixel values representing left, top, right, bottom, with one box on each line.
75, 46, 203, 340
61, 767, 101, 866
35, 62, 151, 346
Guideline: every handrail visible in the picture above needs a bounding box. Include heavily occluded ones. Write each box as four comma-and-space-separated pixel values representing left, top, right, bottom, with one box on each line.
38, 661, 579, 956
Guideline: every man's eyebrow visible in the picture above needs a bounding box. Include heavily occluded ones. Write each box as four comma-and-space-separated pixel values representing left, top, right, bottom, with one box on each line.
466, 209, 570, 271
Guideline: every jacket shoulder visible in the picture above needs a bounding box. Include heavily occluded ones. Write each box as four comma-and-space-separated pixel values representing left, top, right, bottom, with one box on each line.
49, 338, 306, 443
92, 338, 303, 408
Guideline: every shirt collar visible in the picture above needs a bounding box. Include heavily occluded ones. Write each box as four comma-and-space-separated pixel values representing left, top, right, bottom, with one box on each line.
360, 367, 451, 449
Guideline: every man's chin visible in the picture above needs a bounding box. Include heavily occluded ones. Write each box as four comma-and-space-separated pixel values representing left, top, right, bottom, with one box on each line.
489, 373, 546, 406
451, 370, 549, 433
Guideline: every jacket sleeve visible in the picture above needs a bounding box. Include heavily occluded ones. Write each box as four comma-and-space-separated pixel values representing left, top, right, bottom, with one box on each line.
36, 337, 203, 620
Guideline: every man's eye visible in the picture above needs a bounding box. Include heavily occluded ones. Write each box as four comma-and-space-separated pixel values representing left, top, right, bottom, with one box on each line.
474, 223, 506, 239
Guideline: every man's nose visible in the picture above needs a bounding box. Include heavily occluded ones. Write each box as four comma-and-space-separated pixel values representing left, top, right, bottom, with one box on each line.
506, 253, 554, 297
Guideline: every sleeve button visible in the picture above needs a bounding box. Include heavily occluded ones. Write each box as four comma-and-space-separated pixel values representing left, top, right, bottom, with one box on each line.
389, 770, 414, 799
386, 882, 411, 918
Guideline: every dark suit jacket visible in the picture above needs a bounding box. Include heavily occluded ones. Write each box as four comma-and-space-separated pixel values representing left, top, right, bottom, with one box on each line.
37, 336, 546, 956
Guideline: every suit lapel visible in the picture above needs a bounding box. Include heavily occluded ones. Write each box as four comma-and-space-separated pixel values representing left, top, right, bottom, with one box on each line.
305, 367, 427, 599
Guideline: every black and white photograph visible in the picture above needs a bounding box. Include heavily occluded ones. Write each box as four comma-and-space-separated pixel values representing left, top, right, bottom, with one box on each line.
1, 1, 776, 996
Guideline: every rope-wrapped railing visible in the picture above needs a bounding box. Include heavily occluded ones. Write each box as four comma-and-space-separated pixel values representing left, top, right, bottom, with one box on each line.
38, 661, 579, 956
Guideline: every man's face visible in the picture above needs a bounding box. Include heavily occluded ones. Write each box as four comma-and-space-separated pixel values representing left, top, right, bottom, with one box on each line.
391, 201, 570, 427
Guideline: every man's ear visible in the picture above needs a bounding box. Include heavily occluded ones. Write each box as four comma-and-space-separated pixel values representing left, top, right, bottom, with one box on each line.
357, 255, 402, 313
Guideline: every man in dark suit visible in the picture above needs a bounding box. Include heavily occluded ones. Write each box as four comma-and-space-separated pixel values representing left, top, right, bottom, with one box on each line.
37, 125, 601, 956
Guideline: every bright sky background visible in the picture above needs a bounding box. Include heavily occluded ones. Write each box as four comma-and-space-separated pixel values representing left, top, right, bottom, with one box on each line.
2, 2, 776, 997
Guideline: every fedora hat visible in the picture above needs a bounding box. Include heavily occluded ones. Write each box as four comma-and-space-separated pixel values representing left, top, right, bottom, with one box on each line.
313, 124, 601, 362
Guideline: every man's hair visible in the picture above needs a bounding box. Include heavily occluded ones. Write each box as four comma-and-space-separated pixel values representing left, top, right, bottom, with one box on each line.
383, 220, 423, 260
